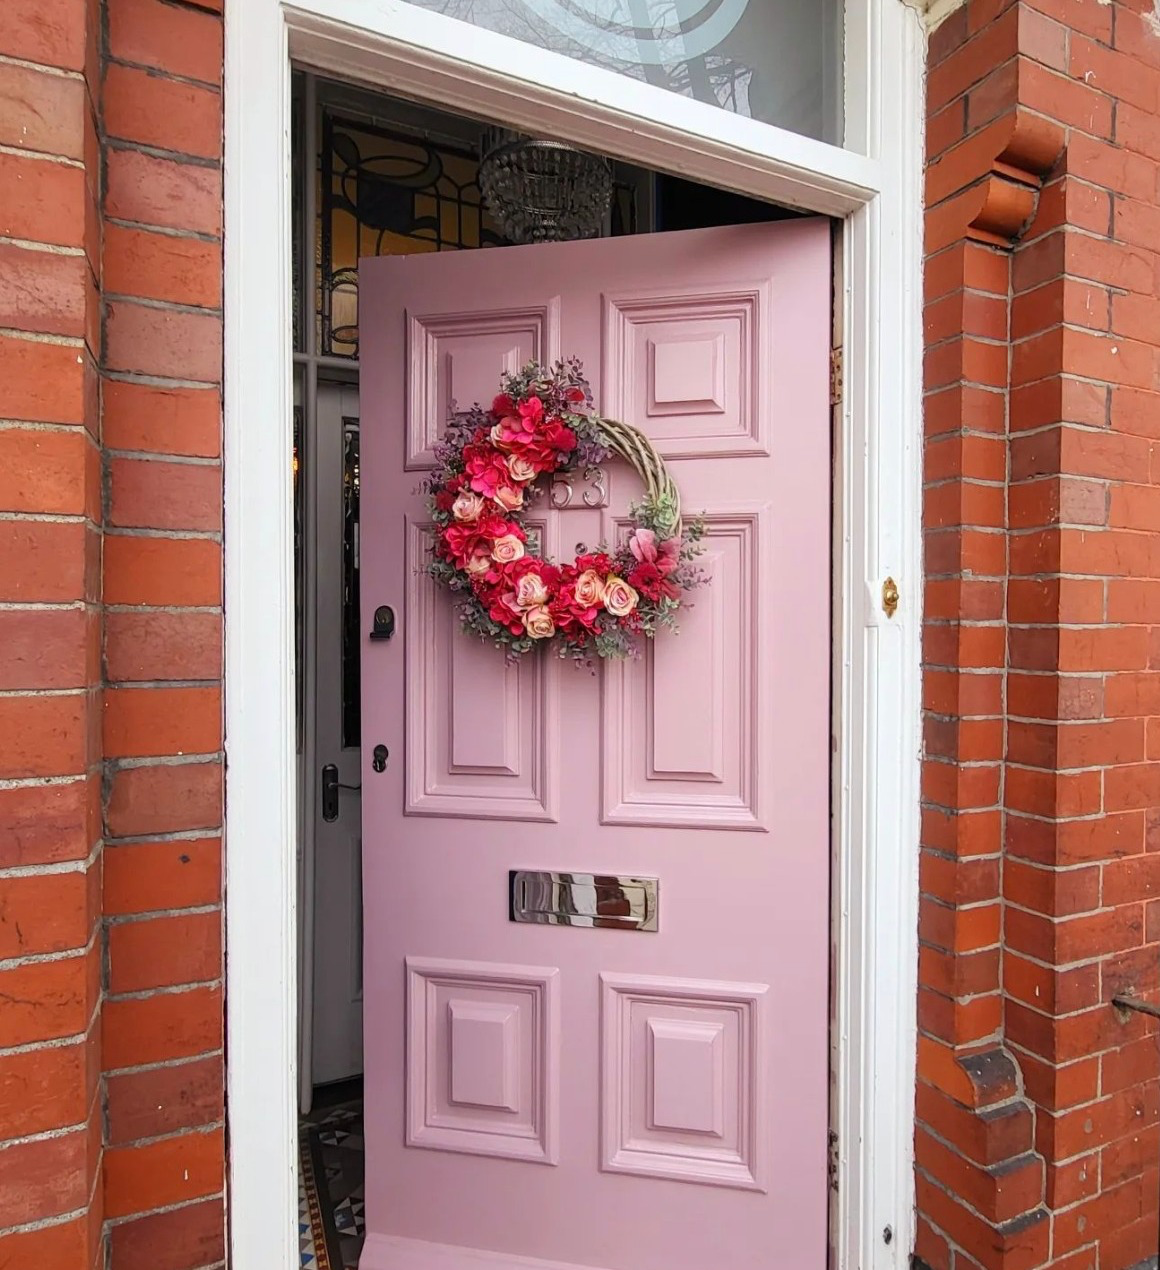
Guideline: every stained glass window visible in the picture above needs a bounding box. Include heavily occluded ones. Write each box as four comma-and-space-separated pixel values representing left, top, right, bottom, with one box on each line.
302, 91, 646, 359
316, 109, 508, 357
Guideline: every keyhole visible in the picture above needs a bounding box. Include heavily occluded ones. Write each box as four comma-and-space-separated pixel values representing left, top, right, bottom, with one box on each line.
372, 744, 389, 773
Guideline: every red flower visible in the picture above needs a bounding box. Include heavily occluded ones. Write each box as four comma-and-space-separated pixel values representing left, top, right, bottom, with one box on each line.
463, 446, 515, 499
543, 418, 577, 457
481, 511, 518, 540
492, 398, 576, 472
440, 512, 520, 570
549, 582, 601, 635
441, 523, 487, 568
519, 396, 545, 424
629, 562, 680, 602
492, 393, 515, 417
573, 552, 614, 576
485, 588, 525, 635
565, 386, 586, 404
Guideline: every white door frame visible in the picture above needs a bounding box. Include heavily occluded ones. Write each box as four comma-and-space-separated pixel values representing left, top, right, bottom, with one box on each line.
222, 3, 926, 1268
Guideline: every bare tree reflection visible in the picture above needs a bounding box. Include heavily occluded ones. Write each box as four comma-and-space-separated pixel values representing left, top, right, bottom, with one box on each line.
421, 0, 757, 117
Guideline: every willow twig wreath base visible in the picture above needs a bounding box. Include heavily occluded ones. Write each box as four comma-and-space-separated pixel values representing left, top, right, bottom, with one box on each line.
426, 359, 706, 663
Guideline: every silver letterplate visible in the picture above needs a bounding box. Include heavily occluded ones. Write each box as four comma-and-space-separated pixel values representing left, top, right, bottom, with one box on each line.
509, 870, 658, 932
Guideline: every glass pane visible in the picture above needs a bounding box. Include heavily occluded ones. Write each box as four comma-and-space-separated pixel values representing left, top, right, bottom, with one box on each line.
341, 420, 361, 750
399, 0, 843, 142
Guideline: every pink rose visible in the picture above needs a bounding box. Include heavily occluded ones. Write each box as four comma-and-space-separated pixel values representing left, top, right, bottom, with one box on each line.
464, 549, 492, 576
628, 528, 657, 564
507, 454, 537, 483
514, 572, 549, 609
451, 492, 485, 522
603, 576, 639, 617
491, 534, 525, 565
573, 568, 605, 608
493, 484, 524, 512
523, 605, 555, 639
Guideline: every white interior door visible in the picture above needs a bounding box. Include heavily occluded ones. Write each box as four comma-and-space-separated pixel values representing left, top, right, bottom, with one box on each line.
311, 382, 364, 1086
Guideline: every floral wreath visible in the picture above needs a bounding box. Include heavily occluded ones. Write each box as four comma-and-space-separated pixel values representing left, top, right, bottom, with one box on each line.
426, 359, 705, 662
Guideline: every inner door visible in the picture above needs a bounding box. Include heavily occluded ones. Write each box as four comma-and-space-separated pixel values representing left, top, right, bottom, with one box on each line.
311, 382, 364, 1087
359, 219, 831, 1270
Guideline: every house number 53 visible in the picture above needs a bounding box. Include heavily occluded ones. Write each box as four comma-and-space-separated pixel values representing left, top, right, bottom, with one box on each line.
551, 466, 608, 509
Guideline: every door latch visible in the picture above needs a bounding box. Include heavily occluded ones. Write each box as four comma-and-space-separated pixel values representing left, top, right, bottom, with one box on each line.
369, 605, 396, 641
372, 744, 389, 773
321, 763, 360, 822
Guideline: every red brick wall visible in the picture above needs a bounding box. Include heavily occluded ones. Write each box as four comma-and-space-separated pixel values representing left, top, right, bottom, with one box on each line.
918, 2, 1160, 1268
0, 3, 106, 1265
0, 2, 226, 1267
6, 1, 1160, 1268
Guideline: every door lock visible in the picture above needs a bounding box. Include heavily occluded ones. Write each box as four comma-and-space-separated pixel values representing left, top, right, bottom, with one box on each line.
321, 763, 361, 822
372, 744, 389, 773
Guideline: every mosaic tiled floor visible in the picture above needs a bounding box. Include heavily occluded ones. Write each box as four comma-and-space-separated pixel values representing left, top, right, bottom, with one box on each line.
299, 1093, 365, 1270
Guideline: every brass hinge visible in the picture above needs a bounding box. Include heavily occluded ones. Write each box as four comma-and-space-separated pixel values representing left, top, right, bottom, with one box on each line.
829, 347, 843, 406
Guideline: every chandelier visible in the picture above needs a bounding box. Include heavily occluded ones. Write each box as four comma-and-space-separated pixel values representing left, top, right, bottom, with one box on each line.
478, 127, 613, 244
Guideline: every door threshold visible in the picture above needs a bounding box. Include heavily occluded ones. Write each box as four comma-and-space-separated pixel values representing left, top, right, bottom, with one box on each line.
361, 1236, 609, 1270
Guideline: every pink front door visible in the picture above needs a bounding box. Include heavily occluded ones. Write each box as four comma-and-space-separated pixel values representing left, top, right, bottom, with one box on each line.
358, 220, 832, 1270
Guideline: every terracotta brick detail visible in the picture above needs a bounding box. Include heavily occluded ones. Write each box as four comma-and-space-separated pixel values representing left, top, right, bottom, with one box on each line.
0, 0, 223, 1264
0, 3, 105, 1268
98, 0, 226, 1245
919, 3, 1160, 1268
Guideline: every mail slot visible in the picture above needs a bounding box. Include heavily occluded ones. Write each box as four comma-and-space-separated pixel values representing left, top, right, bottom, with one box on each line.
509, 870, 658, 932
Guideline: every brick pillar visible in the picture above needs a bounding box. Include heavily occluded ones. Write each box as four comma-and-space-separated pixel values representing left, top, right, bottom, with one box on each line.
0, 4, 106, 1267
99, 1, 227, 1266
918, 3, 1160, 1268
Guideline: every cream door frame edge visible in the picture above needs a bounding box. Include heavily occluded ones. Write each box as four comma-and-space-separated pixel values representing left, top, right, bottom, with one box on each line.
222, 3, 925, 1269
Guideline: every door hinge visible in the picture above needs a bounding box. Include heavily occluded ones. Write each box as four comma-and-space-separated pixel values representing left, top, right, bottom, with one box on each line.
828, 1129, 839, 1192
829, 347, 843, 407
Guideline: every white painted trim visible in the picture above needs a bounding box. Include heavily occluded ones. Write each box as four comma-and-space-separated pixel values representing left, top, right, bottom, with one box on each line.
832, 6, 925, 1268
222, 4, 299, 1268
285, 0, 878, 215
223, 2, 925, 1268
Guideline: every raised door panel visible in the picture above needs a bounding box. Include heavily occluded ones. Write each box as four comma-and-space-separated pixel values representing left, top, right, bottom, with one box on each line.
406, 302, 561, 468
404, 518, 557, 821
407, 958, 560, 1164
601, 973, 768, 1191
601, 509, 768, 830
601, 283, 771, 459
